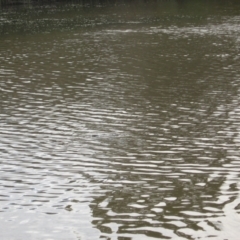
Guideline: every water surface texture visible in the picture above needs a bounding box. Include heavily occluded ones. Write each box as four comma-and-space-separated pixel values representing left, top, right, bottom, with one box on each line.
1, 1, 240, 239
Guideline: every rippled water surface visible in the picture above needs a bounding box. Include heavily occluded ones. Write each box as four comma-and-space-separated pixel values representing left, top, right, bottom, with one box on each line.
1, 1, 240, 239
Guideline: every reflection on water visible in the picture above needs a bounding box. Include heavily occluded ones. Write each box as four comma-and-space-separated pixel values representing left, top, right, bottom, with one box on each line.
1, 1, 240, 239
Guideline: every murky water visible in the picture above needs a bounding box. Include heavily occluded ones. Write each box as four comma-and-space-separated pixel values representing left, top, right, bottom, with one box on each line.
1, 1, 240, 239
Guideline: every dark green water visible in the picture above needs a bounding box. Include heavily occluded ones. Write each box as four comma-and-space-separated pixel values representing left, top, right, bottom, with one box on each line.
0, 1, 240, 239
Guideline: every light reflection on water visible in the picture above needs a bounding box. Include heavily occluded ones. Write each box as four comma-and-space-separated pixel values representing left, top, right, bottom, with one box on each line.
0, 1, 240, 239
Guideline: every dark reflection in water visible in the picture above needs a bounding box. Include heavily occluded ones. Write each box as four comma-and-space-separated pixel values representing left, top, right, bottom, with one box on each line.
0, 1, 240, 239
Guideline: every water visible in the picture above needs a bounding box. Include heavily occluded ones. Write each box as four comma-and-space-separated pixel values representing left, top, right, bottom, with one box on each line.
0, 1, 240, 239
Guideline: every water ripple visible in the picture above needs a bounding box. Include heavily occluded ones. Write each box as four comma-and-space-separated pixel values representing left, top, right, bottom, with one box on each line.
1, 3, 240, 240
